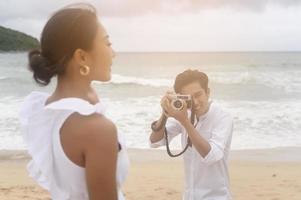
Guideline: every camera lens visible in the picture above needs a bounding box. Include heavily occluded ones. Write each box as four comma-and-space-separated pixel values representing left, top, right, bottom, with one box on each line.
173, 100, 183, 109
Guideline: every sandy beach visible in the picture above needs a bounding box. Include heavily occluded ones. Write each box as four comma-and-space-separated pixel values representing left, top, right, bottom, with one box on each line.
0, 147, 301, 200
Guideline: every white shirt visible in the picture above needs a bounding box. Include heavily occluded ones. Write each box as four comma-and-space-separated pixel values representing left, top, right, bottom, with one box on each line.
19, 91, 130, 200
150, 102, 233, 200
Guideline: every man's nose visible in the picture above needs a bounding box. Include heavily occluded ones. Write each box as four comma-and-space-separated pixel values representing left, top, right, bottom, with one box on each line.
192, 98, 199, 106
192, 97, 198, 104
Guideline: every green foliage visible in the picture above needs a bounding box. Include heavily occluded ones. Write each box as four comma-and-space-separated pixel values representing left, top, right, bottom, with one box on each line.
0, 26, 39, 52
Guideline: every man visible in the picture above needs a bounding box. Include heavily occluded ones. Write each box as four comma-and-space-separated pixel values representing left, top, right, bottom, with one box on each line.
149, 69, 233, 200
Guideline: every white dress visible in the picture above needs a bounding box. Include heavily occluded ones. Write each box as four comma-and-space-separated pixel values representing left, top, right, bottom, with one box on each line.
19, 91, 130, 200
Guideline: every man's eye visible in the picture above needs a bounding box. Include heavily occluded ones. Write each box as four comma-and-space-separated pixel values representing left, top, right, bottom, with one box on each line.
195, 93, 202, 98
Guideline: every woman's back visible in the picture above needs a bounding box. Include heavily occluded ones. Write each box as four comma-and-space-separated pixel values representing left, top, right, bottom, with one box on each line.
20, 91, 129, 200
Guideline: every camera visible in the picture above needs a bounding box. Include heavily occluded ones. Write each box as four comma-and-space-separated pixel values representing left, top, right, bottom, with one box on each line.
170, 95, 192, 111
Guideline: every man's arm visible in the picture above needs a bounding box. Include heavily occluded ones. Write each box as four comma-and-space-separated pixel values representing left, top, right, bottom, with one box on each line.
149, 91, 182, 148
181, 119, 211, 157
149, 113, 166, 144
149, 114, 183, 148
181, 114, 233, 165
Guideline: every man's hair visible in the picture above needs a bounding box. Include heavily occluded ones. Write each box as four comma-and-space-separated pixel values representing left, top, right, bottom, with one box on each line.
174, 69, 209, 93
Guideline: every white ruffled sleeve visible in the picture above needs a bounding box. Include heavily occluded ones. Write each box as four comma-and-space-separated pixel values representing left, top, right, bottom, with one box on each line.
19, 92, 70, 199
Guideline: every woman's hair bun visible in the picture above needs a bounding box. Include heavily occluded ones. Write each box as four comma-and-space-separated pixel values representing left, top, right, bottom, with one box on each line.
28, 49, 56, 86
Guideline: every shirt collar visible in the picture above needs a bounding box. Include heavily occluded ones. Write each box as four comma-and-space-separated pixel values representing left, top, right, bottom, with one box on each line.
197, 100, 213, 122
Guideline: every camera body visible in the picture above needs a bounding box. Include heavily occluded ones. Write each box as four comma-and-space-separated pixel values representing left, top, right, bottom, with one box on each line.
170, 95, 192, 111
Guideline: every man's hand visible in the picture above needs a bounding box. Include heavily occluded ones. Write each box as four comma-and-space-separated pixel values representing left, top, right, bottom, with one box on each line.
160, 91, 189, 125
160, 90, 174, 117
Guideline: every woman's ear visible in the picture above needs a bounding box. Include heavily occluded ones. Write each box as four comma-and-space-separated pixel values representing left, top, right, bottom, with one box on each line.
73, 49, 87, 65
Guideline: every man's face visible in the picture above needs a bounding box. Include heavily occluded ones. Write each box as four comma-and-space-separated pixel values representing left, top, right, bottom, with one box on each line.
180, 81, 210, 117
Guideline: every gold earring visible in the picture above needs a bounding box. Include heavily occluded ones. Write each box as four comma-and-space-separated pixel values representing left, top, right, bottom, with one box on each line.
79, 65, 90, 76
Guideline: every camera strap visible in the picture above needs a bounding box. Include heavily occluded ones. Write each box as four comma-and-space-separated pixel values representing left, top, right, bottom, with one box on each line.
164, 102, 198, 157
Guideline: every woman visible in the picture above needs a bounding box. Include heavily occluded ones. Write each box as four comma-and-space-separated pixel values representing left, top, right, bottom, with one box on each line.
19, 4, 129, 200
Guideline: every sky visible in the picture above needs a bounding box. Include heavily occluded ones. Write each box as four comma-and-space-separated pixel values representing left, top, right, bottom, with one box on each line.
0, 0, 301, 52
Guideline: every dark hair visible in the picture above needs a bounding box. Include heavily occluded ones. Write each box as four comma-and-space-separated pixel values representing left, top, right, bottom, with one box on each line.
174, 69, 209, 93
28, 4, 98, 86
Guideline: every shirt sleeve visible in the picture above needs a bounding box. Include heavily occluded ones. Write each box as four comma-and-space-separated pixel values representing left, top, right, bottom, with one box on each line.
198, 114, 233, 165
149, 117, 183, 148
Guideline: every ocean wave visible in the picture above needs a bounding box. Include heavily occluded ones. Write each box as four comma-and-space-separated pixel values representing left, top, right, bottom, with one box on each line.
104, 74, 172, 87
208, 71, 301, 93
218, 100, 301, 149
99, 72, 301, 93
102, 97, 301, 150
1, 95, 301, 150
0, 76, 9, 81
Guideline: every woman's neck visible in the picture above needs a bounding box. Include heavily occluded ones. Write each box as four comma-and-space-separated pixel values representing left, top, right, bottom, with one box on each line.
50, 75, 99, 104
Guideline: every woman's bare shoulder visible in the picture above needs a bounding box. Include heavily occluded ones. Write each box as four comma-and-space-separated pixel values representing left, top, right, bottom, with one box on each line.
62, 113, 118, 152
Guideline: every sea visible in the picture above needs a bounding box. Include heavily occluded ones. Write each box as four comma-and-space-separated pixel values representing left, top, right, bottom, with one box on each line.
0, 52, 300, 150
